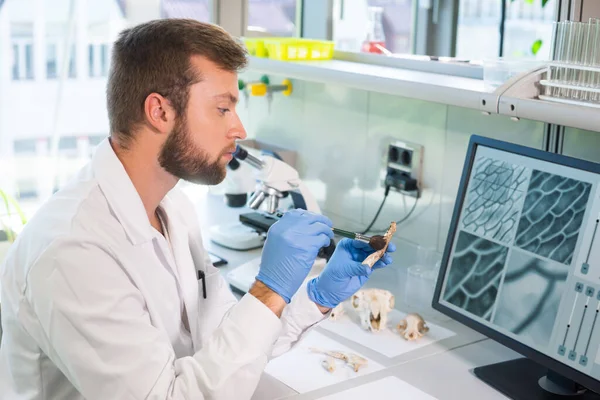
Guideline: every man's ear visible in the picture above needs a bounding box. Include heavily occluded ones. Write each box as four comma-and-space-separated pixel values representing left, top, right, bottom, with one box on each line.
144, 93, 176, 133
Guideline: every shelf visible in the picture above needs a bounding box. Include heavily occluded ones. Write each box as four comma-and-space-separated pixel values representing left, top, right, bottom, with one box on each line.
497, 67, 600, 132
247, 57, 600, 133
247, 56, 491, 111
504, 96, 600, 132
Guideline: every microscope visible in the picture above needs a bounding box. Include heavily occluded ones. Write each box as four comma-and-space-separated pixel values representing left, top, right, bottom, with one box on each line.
209, 144, 321, 250
216, 145, 333, 293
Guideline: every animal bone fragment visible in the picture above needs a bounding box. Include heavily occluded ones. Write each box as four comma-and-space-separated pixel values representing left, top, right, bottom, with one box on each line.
309, 348, 368, 372
321, 356, 336, 373
397, 313, 429, 341
329, 303, 345, 320
351, 288, 395, 332
362, 222, 396, 268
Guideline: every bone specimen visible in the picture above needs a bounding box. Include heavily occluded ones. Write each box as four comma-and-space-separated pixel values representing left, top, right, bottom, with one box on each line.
321, 356, 336, 373
310, 348, 368, 372
329, 303, 345, 320
397, 313, 429, 340
351, 288, 395, 332
362, 222, 397, 268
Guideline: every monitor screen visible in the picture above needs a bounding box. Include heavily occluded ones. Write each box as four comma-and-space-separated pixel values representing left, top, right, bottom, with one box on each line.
433, 135, 600, 394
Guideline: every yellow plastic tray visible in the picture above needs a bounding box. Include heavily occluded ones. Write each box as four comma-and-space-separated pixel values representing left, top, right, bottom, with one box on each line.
243, 38, 334, 61
264, 38, 334, 61
243, 38, 270, 58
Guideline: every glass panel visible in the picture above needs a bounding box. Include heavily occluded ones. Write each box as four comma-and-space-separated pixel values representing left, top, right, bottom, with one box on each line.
68, 44, 76, 78
100, 44, 108, 77
161, 0, 212, 22
46, 43, 57, 79
562, 127, 600, 164
333, 0, 415, 54
24, 43, 33, 79
456, 0, 556, 60
11, 44, 18, 80
248, 0, 297, 37
88, 44, 94, 77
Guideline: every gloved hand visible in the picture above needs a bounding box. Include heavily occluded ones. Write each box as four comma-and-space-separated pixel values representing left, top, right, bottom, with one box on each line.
256, 209, 334, 303
307, 238, 396, 309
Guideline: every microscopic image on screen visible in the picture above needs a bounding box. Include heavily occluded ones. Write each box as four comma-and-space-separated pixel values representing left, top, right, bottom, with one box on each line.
461, 156, 531, 244
493, 250, 567, 348
515, 170, 591, 265
443, 231, 509, 321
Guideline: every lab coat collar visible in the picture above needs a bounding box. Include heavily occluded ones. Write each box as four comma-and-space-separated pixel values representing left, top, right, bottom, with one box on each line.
92, 138, 155, 245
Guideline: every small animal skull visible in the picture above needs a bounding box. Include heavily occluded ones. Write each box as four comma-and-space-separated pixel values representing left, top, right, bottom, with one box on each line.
351, 288, 395, 332
397, 313, 429, 341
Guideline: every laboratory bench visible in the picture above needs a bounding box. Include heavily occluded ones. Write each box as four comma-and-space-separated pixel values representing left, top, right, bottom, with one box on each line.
193, 189, 525, 400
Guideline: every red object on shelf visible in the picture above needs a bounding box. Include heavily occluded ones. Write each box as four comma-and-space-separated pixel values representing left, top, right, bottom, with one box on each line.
361, 41, 387, 54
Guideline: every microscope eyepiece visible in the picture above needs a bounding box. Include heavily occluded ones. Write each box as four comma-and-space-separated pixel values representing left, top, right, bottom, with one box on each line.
233, 145, 266, 170
227, 157, 241, 170
233, 146, 249, 161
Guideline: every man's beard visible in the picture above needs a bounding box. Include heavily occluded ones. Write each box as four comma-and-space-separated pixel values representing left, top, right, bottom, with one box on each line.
159, 116, 227, 185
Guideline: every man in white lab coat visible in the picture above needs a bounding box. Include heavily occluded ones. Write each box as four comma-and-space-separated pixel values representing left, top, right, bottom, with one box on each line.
0, 19, 395, 399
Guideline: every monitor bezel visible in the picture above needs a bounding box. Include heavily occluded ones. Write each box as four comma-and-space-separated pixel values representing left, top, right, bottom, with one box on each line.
432, 134, 600, 394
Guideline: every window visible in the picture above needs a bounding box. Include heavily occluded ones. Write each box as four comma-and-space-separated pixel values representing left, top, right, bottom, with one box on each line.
247, 0, 298, 37
10, 40, 35, 80
68, 44, 76, 78
24, 43, 33, 79
456, 0, 556, 60
46, 43, 57, 79
0, 0, 222, 225
11, 44, 18, 80
88, 44, 110, 78
88, 44, 94, 77
161, 0, 212, 21
332, 0, 557, 60
333, 0, 415, 54
100, 44, 108, 76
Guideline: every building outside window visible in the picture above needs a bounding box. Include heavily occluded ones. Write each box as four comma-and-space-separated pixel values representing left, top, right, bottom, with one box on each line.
10, 39, 34, 80
247, 0, 298, 37
46, 42, 57, 79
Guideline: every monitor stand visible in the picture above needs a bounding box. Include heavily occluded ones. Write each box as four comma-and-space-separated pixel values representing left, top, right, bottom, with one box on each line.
473, 358, 600, 399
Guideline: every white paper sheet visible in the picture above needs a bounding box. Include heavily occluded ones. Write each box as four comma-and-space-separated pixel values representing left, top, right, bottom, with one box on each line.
264, 330, 384, 393
317, 376, 438, 400
319, 306, 456, 358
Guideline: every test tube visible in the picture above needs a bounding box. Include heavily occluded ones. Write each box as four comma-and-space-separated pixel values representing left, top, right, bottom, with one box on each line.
554, 21, 567, 98
547, 21, 559, 97
580, 21, 592, 101
589, 18, 600, 102
560, 21, 575, 98
572, 22, 587, 100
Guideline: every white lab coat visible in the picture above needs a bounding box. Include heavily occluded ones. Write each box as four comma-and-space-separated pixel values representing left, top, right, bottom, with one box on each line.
0, 139, 326, 399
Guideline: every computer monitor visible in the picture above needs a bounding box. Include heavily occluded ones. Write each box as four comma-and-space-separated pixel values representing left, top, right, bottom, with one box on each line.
433, 135, 600, 399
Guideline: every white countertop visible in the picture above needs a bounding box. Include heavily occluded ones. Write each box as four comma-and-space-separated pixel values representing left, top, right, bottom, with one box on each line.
192, 189, 523, 400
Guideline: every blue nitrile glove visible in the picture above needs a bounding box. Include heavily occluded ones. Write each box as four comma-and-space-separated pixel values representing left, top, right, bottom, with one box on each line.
307, 238, 396, 309
256, 209, 334, 303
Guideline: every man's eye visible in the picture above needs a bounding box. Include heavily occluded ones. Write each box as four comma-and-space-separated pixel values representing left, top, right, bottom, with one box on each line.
218, 108, 230, 115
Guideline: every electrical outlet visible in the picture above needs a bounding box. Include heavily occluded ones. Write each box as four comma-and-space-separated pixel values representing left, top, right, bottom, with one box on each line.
383, 140, 423, 198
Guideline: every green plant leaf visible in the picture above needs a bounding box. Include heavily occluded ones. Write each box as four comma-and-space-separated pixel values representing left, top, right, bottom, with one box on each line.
542, 0, 549, 7
524, 0, 534, 3
0, 189, 27, 243
531, 39, 543, 55
0, 190, 14, 242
